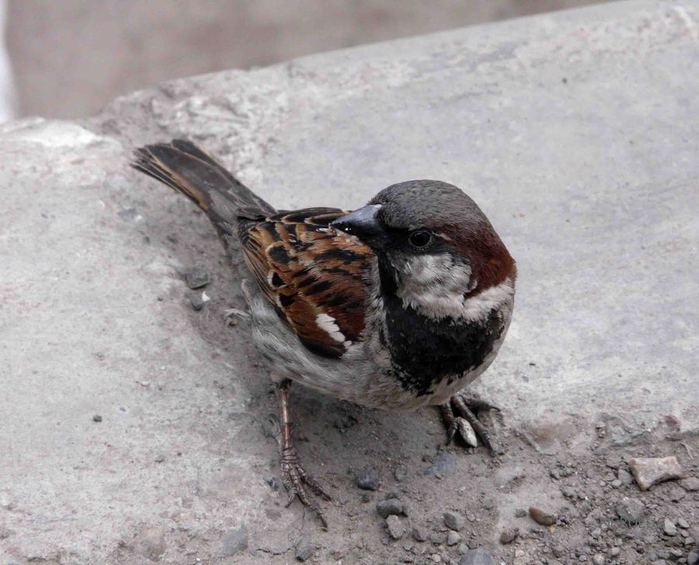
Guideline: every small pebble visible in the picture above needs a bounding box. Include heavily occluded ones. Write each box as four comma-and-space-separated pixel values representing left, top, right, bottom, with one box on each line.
514, 508, 527, 518
295, 539, 316, 562
663, 518, 677, 536
447, 531, 461, 546
677, 518, 689, 529
499, 528, 517, 545
668, 487, 686, 502
688, 548, 699, 565
92, 414, 102, 422
184, 267, 209, 289
529, 506, 556, 526
680, 477, 699, 492
377, 498, 403, 518
444, 511, 465, 531
394, 465, 408, 482
386, 515, 405, 540
412, 526, 427, 542
616, 497, 645, 524
189, 291, 209, 311
628, 456, 687, 491
264, 476, 281, 492
592, 555, 605, 565
356, 466, 380, 490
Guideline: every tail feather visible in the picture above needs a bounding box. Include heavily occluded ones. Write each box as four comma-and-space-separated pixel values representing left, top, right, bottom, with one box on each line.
132, 140, 275, 233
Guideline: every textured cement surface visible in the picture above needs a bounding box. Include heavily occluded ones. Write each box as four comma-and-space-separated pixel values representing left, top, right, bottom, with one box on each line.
1, 1, 698, 563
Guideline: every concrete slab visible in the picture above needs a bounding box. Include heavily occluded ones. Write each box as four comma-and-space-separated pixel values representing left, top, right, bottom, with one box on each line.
1, 1, 698, 563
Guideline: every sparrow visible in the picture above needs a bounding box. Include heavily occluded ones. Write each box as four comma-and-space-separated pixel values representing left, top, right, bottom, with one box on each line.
132, 140, 516, 526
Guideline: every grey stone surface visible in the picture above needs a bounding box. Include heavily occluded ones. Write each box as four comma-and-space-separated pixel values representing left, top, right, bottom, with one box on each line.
1, 1, 698, 563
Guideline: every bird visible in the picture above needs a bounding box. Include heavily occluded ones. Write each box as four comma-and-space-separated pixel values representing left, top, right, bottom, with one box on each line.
132, 139, 516, 527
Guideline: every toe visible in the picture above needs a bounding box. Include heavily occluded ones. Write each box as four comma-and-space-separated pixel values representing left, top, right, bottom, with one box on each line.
456, 391, 500, 413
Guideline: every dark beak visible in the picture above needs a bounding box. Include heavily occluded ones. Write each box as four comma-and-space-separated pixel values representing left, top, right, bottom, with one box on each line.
330, 204, 383, 240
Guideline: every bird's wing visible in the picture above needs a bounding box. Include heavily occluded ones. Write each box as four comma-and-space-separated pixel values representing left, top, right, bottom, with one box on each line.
241, 207, 373, 358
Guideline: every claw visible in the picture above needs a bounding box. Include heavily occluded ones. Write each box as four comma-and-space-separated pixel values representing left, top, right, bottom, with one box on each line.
440, 391, 503, 455
280, 446, 330, 528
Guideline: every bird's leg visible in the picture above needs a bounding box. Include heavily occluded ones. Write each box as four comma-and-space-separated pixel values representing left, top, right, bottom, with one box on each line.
275, 379, 331, 528
440, 390, 503, 455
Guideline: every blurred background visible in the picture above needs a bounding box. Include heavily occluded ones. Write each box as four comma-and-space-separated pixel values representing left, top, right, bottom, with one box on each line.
1, 0, 604, 121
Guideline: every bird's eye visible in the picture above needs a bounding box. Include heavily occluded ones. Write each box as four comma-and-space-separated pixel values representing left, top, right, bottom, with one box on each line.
408, 229, 433, 248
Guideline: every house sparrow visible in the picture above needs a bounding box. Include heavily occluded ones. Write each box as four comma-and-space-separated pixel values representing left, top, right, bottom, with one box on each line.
132, 140, 516, 526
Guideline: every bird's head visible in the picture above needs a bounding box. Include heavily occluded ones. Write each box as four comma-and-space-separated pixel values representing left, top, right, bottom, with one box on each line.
330, 180, 516, 317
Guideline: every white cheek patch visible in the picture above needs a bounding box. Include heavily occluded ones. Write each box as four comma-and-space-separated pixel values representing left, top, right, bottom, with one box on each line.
405, 254, 472, 287
397, 254, 514, 321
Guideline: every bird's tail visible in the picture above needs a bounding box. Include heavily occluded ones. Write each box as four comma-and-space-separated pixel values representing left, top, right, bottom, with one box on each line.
132, 139, 275, 233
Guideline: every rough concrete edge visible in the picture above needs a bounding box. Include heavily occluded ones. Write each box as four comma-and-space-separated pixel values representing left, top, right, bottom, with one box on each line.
73, 0, 696, 171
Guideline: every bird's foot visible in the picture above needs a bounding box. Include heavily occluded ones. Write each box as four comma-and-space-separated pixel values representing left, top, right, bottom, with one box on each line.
440, 391, 503, 455
280, 446, 331, 529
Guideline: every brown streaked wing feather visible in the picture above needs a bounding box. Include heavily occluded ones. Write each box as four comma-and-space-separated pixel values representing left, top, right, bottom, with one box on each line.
240, 208, 372, 358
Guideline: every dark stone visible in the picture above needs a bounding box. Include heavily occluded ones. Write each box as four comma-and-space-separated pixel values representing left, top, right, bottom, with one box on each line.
499, 528, 518, 544
356, 466, 380, 490
92, 414, 102, 422
184, 267, 209, 289
616, 497, 645, 524
377, 498, 403, 518
295, 539, 316, 562
412, 526, 427, 542
189, 292, 207, 311
444, 511, 465, 531
265, 476, 282, 492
